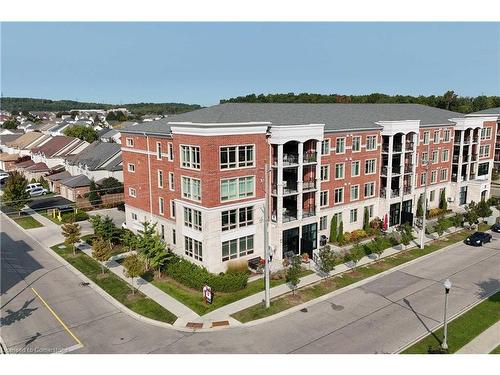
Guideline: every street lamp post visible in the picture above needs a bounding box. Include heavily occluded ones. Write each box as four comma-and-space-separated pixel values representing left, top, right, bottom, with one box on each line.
442, 279, 452, 350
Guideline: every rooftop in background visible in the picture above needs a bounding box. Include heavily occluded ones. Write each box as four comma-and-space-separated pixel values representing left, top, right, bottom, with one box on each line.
122, 103, 464, 135
467, 107, 500, 116
64, 141, 121, 171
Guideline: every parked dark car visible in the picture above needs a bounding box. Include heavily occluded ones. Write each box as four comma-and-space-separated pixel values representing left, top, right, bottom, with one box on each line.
491, 222, 500, 233
464, 232, 492, 246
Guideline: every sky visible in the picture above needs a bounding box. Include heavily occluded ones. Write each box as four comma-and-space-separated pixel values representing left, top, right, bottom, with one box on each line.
1, 22, 499, 106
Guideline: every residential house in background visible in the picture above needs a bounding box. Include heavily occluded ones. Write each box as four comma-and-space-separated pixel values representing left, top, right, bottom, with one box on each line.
59, 174, 92, 201
2, 132, 51, 156
31, 135, 89, 168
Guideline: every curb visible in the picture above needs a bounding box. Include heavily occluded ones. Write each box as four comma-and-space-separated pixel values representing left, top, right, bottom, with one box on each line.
395, 288, 500, 354
239, 238, 467, 327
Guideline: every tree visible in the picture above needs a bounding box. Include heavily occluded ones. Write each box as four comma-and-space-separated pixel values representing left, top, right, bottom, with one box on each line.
285, 255, 302, 295
439, 189, 448, 211
1, 118, 19, 129
363, 208, 370, 232
86, 179, 101, 207
330, 215, 338, 243
434, 216, 448, 237
476, 200, 492, 223
99, 177, 123, 194
123, 255, 143, 295
136, 222, 167, 272
397, 223, 414, 246
337, 221, 344, 244
464, 201, 479, 227
63, 124, 98, 142
349, 244, 364, 271
101, 215, 119, 245
92, 237, 112, 275
122, 229, 138, 252
1, 171, 30, 212
318, 245, 337, 277
61, 221, 81, 256
89, 214, 104, 237
416, 195, 424, 218
370, 234, 385, 259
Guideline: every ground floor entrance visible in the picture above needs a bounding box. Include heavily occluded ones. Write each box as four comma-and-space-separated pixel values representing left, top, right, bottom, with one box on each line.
282, 223, 318, 258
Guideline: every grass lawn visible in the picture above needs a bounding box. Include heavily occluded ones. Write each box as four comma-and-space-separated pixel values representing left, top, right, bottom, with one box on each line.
232, 227, 480, 323
82, 234, 129, 257
490, 345, 500, 354
50, 243, 177, 324
13, 215, 43, 229
402, 292, 500, 354
146, 269, 313, 315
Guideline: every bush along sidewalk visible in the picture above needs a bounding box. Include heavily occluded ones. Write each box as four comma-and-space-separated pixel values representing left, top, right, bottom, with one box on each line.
231, 226, 481, 324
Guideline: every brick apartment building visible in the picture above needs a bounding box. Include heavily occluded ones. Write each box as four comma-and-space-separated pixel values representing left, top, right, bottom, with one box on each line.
121, 103, 498, 273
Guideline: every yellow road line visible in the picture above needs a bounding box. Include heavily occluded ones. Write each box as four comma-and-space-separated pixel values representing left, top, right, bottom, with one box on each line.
31, 287, 83, 347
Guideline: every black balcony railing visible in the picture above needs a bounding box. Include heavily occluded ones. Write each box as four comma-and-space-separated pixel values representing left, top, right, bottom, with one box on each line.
403, 186, 412, 195
303, 152, 317, 163
393, 144, 403, 152
405, 142, 414, 151
380, 188, 387, 198
391, 189, 400, 198
392, 165, 402, 174
302, 180, 316, 190
302, 207, 316, 218
404, 164, 413, 174
282, 209, 298, 222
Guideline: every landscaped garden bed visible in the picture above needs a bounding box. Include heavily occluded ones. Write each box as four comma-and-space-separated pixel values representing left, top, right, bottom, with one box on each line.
13, 215, 43, 229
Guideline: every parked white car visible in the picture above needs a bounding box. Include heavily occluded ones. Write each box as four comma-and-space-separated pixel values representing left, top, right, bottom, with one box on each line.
29, 186, 48, 197
26, 183, 43, 192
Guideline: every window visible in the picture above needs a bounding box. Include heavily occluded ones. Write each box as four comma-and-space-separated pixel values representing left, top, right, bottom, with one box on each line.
364, 182, 375, 198
423, 131, 430, 145
351, 160, 360, 177
350, 208, 358, 223
184, 237, 202, 261
127, 163, 135, 172
320, 165, 330, 181
481, 127, 492, 140
159, 197, 164, 215
222, 235, 254, 262
221, 206, 253, 231
168, 172, 174, 191
430, 190, 435, 202
131, 212, 138, 220
156, 142, 162, 160
350, 185, 359, 201
366, 135, 377, 151
180, 145, 200, 169
128, 187, 136, 197
158, 170, 164, 188
172, 229, 176, 245
365, 159, 376, 174
168, 143, 174, 161
366, 205, 374, 218
479, 145, 490, 158
420, 172, 427, 186
321, 139, 330, 155
184, 207, 202, 231
335, 163, 345, 179
334, 188, 344, 204
443, 129, 451, 142
478, 162, 489, 176
220, 176, 254, 201
442, 149, 449, 162
126, 138, 134, 147
182, 176, 201, 201
433, 130, 440, 144
320, 216, 328, 230
352, 136, 361, 152
336, 137, 345, 154
440, 168, 448, 181
432, 150, 439, 164
422, 152, 429, 164
170, 201, 176, 218
431, 170, 437, 183
220, 145, 254, 169
320, 191, 329, 207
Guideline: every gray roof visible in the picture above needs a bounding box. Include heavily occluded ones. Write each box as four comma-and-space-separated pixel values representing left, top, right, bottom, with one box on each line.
122, 103, 464, 135
60, 174, 91, 188
100, 128, 119, 139
468, 107, 500, 115
65, 141, 121, 170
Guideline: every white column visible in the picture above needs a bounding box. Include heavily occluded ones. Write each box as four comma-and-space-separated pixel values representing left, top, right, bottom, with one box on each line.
458, 130, 465, 182
277, 144, 284, 224
315, 140, 322, 217
297, 141, 304, 220
387, 136, 394, 198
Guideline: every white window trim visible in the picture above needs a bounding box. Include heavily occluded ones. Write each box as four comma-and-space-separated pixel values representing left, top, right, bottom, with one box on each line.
321, 139, 331, 155
335, 137, 346, 154
159, 197, 164, 215
170, 200, 176, 218
128, 187, 136, 198
168, 142, 174, 161
181, 176, 202, 202
352, 136, 361, 153
168, 172, 175, 191
180, 144, 201, 170
220, 175, 255, 203
366, 135, 378, 151
127, 163, 135, 173
334, 162, 345, 180
365, 158, 377, 175
157, 170, 164, 188
126, 138, 134, 147
320, 190, 329, 207
334, 187, 344, 204
351, 160, 361, 177
219, 144, 256, 170
350, 208, 358, 223
350, 184, 360, 201
364, 181, 376, 198
320, 165, 330, 182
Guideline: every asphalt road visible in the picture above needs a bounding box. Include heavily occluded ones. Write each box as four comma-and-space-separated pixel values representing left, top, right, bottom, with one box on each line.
1, 214, 499, 353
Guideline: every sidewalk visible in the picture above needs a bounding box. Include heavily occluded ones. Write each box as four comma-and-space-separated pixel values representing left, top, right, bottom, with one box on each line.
456, 321, 500, 354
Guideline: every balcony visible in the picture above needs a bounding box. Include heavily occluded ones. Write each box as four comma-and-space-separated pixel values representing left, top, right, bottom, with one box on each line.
496, 143, 500, 150
282, 208, 298, 223
382, 144, 403, 153
391, 189, 400, 198
302, 206, 316, 218
472, 137, 479, 143
471, 154, 478, 162
405, 142, 414, 151
380, 188, 387, 198
273, 153, 300, 166
302, 180, 316, 191
392, 165, 402, 175
403, 186, 412, 195
452, 156, 459, 163
404, 164, 413, 174
303, 152, 317, 163
272, 182, 298, 195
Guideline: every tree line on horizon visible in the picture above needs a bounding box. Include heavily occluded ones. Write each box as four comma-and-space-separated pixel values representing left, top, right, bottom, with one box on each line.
0, 97, 201, 116
220, 91, 500, 114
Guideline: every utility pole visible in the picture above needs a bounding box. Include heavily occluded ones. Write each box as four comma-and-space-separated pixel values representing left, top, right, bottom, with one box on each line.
263, 163, 270, 308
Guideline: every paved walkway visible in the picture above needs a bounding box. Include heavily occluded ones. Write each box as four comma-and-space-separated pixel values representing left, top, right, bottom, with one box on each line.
17, 208, 466, 330
456, 321, 500, 354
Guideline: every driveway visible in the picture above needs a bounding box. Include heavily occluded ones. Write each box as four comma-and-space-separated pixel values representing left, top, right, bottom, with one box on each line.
88, 208, 125, 227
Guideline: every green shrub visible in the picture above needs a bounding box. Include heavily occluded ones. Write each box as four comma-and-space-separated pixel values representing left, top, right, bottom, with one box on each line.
61, 210, 89, 223
165, 257, 248, 293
